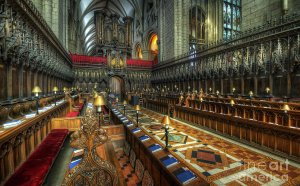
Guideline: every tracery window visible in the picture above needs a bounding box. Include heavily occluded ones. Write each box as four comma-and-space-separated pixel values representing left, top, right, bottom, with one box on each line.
223, 0, 241, 40
189, 6, 206, 48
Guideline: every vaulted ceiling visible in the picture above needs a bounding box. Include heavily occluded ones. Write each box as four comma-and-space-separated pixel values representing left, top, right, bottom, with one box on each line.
79, 0, 143, 54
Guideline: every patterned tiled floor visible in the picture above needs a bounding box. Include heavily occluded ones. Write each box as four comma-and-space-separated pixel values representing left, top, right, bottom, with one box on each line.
118, 105, 300, 186
115, 150, 140, 186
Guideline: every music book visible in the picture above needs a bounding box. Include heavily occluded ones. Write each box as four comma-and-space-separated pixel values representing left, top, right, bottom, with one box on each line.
172, 167, 196, 184
131, 128, 141, 133
148, 144, 162, 153
3, 120, 22, 128
160, 155, 179, 168
73, 148, 84, 156
126, 122, 134, 127
69, 158, 82, 169
139, 135, 150, 142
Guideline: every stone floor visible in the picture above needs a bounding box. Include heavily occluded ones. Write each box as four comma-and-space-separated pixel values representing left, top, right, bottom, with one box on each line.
121, 105, 300, 186
115, 148, 140, 186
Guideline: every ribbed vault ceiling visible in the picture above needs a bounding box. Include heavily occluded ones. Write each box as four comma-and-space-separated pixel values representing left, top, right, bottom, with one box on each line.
79, 0, 142, 55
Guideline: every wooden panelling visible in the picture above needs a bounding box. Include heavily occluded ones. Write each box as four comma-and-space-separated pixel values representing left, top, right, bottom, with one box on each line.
51, 117, 81, 131
0, 65, 7, 101
0, 101, 69, 184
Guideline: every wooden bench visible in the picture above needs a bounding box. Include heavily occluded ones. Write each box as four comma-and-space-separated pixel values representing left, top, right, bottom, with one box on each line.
4, 129, 69, 186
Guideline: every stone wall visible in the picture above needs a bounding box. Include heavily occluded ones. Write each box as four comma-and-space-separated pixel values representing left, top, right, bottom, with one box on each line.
31, 0, 69, 50
242, 0, 300, 31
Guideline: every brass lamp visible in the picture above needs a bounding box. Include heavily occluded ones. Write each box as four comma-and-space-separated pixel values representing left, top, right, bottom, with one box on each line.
134, 105, 141, 126
266, 87, 270, 94
230, 99, 235, 106
230, 99, 235, 116
32, 86, 42, 115
283, 104, 290, 126
161, 115, 171, 149
123, 100, 127, 115
283, 104, 290, 113
232, 87, 236, 94
53, 86, 59, 106
94, 95, 105, 126
32, 86, 42, 97
63, 87, 68, 92
249, 91, 253, 97
93, 92, 99, 99
249, 91, 254, 106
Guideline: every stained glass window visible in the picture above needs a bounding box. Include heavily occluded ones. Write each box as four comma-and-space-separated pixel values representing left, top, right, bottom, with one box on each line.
223, 0, 241, 40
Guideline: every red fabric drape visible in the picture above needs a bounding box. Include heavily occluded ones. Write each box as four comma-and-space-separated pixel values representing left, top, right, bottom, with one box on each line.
70, 54, 154, 68
71, 54, 107, 64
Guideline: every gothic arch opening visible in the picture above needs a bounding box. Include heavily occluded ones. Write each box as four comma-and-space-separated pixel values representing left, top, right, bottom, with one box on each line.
109, 76, 125, 100
148, 33, 158, 61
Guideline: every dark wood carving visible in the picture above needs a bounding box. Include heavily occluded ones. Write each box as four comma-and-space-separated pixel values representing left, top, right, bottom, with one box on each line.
63, 109, 118, 186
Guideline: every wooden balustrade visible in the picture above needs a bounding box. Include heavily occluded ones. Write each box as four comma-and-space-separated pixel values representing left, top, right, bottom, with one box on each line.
0, 101, 69, 184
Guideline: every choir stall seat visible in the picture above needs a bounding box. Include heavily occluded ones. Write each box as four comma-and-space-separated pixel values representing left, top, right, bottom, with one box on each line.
66, 103, 85, 118
4, 129, 69, 186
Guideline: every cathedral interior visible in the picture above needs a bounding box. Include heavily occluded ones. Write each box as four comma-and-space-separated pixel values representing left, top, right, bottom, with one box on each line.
1, 0, 300, 185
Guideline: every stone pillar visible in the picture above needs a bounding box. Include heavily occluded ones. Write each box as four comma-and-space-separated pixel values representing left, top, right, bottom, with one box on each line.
27, 70, 32, 97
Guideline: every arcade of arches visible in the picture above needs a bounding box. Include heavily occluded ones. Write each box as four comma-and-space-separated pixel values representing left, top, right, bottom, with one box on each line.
1, 0, 300, 186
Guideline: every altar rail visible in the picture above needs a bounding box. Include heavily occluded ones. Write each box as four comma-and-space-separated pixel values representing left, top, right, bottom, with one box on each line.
144, 96, 300, 163
0, 101, 69, 184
